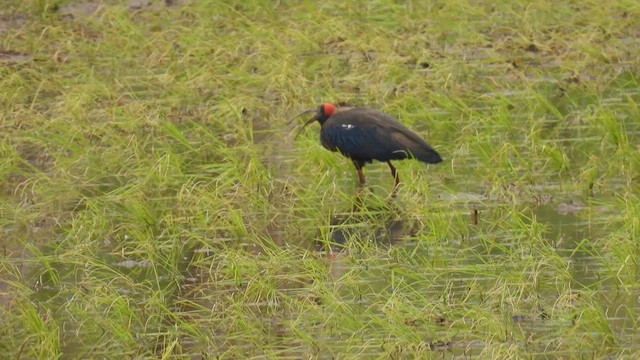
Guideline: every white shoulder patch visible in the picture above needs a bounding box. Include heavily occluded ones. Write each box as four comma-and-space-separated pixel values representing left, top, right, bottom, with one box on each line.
341, 124, 355, 129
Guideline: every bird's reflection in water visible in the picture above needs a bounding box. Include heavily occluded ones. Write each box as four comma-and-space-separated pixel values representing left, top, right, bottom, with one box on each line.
316, 191, 415, 256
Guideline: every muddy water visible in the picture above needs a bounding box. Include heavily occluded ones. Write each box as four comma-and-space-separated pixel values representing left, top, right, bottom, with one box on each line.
8, 109, 635, 358
1, 2, 638, 358
274, 189, 634, 357
242, 90, 640, 357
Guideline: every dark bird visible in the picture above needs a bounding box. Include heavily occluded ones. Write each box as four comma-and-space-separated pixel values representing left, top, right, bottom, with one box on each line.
298, 103, 442, 188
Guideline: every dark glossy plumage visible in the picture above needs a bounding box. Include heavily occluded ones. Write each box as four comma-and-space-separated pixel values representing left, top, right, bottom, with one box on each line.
320, 107, 442, 165
302, 103, 442, 188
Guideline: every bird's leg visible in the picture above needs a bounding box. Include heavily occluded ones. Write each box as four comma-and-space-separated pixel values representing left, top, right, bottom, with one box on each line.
387, 161, 400, 190
353, 161, 366, 185
356, 168, 366, 185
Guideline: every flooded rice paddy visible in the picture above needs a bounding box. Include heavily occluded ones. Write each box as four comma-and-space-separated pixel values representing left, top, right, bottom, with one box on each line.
1, 0, 639, 358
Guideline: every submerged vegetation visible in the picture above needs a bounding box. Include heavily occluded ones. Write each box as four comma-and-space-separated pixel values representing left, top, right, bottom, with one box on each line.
1, 0, 639, 358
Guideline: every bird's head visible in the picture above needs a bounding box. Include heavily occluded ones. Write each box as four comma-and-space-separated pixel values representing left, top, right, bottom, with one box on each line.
309, 103, 337, 125
291, 103, 337, 139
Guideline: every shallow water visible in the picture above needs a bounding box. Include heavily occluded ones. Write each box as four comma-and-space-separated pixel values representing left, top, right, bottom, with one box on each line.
2, 1, 640, 358
227, 85, 640, 357
6, 104, 637, 358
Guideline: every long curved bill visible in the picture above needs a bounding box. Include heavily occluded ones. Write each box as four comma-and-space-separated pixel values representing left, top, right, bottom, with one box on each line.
295, 117, 318, 140
287, 108, 316, 125
289, 108, 318, 139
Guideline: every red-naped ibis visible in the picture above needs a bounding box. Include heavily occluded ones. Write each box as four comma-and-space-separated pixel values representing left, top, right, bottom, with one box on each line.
298, 103, 442, 188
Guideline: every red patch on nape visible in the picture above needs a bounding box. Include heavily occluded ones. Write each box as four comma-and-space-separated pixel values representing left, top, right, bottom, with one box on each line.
323, 103, 336, 117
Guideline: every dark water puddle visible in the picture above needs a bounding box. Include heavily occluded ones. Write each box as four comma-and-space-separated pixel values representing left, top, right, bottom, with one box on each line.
58, 2, 103, 19
0, 49, 31, 64
321, 208, 409, 253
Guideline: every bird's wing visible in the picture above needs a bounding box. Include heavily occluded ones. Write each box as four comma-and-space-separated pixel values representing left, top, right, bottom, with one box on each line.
323, 108, 441, 163
320, 120, 371, 156
321, 114, 407, 160
359, 109, 433, 147
360, 109, 442, 163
